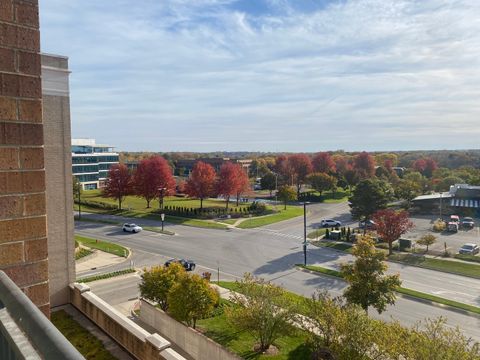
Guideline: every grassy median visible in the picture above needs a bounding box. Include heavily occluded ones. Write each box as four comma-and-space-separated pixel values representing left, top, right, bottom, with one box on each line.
236, 206, 303, 229
75, 234, 129, 258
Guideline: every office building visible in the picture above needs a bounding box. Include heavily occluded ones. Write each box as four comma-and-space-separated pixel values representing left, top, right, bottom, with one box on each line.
72, 138, 119, 190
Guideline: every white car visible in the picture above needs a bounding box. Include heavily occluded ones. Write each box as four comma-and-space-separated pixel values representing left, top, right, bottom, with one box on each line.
320, 219, 342, 228
122, 223, 142, 233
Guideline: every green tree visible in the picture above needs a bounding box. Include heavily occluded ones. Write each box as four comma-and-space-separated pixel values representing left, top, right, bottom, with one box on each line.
416, 234, 437, 253
408, 317, 480, 360
341, 236, 401, 314
435, 176, 465, 192
260, 172, 277, 196
167, 273, 219, 329
395, 179, 422, 206
302, 291, 346, 357
348, 179, 393, 224
139, 263, 185, 311
277, 185, 297, 210
307, 172, 336, 196
225, 273, 297, 352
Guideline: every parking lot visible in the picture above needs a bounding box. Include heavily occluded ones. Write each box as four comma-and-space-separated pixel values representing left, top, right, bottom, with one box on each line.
405, 215, 480, 254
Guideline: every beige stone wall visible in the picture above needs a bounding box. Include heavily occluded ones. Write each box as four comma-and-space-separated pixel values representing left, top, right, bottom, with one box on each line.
0, 0, 50, 316
140, 299, 241, 360
41, 54, 75, 307
70, 284, 186, 360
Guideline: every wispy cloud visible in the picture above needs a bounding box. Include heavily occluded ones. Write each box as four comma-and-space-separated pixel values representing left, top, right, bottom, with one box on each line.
40, 0, 480, 151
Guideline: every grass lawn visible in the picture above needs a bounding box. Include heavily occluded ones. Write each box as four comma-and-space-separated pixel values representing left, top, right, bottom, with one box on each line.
237, 206, 303, 229
388, 253, 480, 279
307, 228, 326, 239
310, 240, 353, 253
51, 310, 117, 360
80, 190, 251, 211
75, 234, 129, 258
197, 300, 311, 359
217, 218, 239, 225
74, 204, 228, 230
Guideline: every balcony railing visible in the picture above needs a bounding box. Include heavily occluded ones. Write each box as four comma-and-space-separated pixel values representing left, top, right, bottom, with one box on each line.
0, 271, 84, 360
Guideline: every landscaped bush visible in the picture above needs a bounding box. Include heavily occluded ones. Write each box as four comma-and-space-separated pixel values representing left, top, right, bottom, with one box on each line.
432, 218, 446, 232
75, 199, 118, 211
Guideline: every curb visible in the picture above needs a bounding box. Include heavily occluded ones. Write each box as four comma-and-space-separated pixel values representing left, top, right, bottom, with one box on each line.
296, 266, 480, 318
395, 292, 480, 319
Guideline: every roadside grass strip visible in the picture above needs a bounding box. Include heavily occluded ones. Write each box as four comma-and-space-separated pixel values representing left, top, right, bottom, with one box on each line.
388, 253, 480, 279
237, 206, 303, 229
297, 265, 480, 316
77, 268, 136, 283
74, 234, 130, 258
51, 310, 117, 360
311, 240, 480, 279
75, 204, 229, 230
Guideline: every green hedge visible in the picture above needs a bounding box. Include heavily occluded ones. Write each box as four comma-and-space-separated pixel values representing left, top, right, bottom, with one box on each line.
77, 268, 136, 283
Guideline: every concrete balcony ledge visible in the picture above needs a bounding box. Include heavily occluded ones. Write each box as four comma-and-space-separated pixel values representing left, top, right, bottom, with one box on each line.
0, 271, 84, 360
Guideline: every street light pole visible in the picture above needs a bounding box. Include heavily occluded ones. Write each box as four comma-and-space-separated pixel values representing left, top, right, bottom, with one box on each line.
77, 185, 81, 220
161, 213, 165, 232
303, 201, 309, 266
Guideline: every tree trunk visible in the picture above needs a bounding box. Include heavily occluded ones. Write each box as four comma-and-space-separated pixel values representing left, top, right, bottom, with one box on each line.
388, 241, 393, 256
284, 200, 287, 210
118, 197, 122, 210
236, 192, 240, 207
225, 196, 229, 209
200, 198, 203, 210
146, 199, 150, 208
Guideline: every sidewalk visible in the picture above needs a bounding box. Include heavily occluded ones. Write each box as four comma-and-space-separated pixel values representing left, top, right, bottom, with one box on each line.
76, 250, 128, 275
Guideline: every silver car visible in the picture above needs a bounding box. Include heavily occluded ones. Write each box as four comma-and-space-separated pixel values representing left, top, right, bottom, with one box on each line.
458, 243, 479, 255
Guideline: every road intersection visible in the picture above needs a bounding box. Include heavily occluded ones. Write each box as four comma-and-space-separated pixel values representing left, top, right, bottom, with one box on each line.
75, 202, 480, 340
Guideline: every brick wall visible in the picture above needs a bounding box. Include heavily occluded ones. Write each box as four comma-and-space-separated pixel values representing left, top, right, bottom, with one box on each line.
0, 0, 49, 315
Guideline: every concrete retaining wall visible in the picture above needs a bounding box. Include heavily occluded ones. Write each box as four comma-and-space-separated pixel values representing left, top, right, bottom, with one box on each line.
70, 283, 185, 360
140, 299, 241, 360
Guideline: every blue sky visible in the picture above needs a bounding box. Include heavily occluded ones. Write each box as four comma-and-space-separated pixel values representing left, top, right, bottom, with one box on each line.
39, 0, 480, 152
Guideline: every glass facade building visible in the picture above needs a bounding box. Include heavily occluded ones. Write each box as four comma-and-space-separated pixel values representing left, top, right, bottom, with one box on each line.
72, 139, 119, 190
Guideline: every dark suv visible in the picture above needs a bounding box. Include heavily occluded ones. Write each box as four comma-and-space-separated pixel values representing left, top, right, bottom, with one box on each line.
164, 258, 196, 271
461, 217, 475, 229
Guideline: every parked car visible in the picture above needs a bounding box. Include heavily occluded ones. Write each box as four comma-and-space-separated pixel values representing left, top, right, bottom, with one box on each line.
458, 243, 479, 255
461, 217, 475, 229
359, 220, 377, 230
447, 222, 459, 233
164, 258, 196, 271
122, 223, 142, 233
450, 215, 460, 223
320, 219, 342, 228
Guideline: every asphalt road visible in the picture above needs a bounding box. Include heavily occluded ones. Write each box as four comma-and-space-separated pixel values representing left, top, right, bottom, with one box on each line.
75, 204, 480, 340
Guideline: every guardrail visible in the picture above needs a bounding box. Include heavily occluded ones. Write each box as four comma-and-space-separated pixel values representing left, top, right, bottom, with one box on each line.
0, 271, 84, 360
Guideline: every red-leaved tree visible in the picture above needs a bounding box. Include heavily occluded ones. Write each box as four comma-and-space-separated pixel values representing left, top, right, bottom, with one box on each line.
413, 158, 437, 178
216, 162, 239, 209
133, 155, 176, 209
372, 209, 414, 256
312, 152, 336, 174
103, 163, 132, 210
288, 154, 313, 198
234, 165, 250, 206
354, 151, 376, 179
185, 161, 216, 210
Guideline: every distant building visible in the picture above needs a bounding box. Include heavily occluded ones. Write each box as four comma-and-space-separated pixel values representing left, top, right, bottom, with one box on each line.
412, 183, 480, 215
72, 139, 119, 190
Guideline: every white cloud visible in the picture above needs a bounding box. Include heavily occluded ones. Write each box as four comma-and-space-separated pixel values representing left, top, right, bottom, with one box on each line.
39, 0, 480, 151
